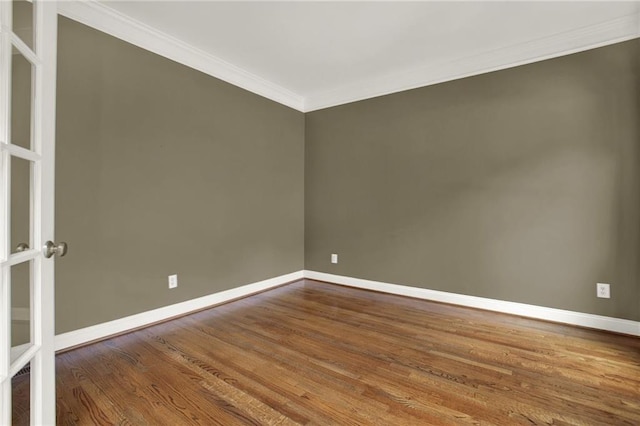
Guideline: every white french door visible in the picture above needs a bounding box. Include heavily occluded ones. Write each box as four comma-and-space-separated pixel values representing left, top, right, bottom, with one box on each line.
0, 0, 58, 425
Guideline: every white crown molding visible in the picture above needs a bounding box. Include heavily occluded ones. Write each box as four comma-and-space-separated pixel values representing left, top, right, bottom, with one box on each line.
303, 270, 640, 337
303, 12, 640, 111
56, 0, 305, 111
56, 2, 638, 113
54, 270, 304, 351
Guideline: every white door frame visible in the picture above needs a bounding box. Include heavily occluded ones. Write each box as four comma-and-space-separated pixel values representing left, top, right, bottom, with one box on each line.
0, 1, 57, 424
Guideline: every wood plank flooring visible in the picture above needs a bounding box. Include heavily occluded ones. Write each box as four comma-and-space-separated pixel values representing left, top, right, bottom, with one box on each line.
12, 279, 640, 425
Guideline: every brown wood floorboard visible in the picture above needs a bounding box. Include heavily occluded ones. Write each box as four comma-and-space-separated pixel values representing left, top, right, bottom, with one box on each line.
11, 279, 640, 425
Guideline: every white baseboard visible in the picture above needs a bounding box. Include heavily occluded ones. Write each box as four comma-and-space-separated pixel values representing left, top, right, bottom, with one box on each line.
51, 269, 639, 352
303, 270, 640, 337
54, 270, 304, 351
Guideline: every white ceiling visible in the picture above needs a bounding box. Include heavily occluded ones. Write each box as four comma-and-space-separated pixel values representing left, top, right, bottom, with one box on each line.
61, 1, 640, 111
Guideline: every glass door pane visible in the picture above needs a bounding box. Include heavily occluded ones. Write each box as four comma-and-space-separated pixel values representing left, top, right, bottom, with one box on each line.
10, 261, 32, 362
11, 49, 33, 150
12, 366, 30, 426
11, 156, 31, 255
12, 0, 34, 50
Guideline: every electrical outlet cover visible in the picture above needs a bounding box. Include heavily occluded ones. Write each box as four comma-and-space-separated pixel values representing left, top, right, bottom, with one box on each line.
169, 274, 178, 289
596, 283, 610, 298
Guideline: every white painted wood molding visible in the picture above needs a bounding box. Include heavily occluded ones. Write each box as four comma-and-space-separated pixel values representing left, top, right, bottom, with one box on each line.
303, 270, 640, 337
54, 270, 304, 351
56, 1, 640, 112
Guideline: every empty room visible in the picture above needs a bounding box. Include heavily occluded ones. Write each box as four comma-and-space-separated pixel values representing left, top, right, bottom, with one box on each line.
2, 1, 640, 425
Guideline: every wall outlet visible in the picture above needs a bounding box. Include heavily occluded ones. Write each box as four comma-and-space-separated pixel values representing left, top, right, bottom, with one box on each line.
331, 253, 338, 264
596, 283, 610, 298
168, 274, 178, 289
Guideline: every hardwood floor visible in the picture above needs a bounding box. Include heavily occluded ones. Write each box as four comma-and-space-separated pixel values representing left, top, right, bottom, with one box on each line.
12, 279, 640, 425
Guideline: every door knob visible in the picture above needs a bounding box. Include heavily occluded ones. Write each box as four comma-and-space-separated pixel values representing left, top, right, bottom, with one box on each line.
15, 242, 29, 252
43, 241, 68, 258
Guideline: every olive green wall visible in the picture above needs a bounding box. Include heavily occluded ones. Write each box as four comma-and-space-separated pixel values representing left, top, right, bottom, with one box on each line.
54, 18, 305, 334
305, 40, 640, 321
13, 18, 639, 337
